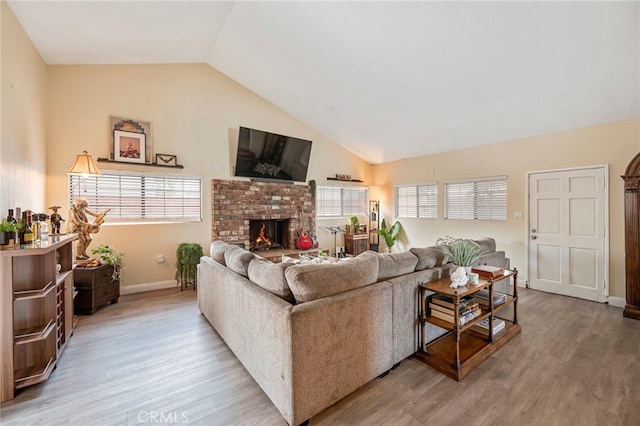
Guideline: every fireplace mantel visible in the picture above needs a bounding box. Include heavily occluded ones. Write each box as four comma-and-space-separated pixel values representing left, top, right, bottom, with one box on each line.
211, 179, 315, 249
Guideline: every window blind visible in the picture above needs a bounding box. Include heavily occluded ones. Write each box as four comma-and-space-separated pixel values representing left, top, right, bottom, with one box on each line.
316, 186, 368, 217
69, 173, 202, 223
444, 176, 507, 221
395, 182, 437, 218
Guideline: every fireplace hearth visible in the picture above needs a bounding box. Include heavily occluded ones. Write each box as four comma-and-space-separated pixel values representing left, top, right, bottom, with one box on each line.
211, 180, 315, 250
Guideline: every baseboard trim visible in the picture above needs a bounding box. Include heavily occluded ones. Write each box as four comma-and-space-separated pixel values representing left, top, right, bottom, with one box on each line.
607, 296, 626, 309
120, 280, 178, 295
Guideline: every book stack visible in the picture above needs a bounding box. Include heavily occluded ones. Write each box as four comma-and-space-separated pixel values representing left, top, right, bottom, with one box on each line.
472, 265, 505, 278
474, 289, 507, 307
429, 294, 481, 326
471, 317, 506, 336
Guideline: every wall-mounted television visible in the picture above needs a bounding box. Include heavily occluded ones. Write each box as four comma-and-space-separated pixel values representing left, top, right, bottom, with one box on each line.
234, 126, 312, 183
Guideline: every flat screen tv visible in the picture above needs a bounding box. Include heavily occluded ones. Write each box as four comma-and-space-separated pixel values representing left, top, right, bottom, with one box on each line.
234, 126, 312, 183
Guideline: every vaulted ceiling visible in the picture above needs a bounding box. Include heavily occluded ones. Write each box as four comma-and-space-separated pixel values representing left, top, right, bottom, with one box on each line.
7, 1, 639, 164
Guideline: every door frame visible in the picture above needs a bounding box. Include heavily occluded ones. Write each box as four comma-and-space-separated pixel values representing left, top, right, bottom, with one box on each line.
525, 164, 609, 302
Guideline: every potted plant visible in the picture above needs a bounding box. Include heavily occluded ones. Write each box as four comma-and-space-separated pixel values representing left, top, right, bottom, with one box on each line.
348, 215, 360, 234
377, 219, 402, 252
441, 239, 485, 272
91, 244, 125, 280
176, 243, 203, 290
0, 218, 18, 246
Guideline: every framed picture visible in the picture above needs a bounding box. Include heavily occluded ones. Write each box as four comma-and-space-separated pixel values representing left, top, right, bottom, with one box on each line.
109, 116, 152, 163
113, 130, 146, 164
155, 153, 177, 167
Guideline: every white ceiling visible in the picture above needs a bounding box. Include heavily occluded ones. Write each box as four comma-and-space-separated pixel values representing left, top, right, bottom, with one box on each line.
7, 1, 640, 164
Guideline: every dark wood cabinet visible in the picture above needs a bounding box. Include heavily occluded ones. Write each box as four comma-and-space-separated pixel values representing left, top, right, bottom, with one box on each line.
73, 265, 120, 315
344, 233, 369, 256
622, 152, 640, 320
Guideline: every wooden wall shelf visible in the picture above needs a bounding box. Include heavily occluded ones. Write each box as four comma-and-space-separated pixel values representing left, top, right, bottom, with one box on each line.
97, 158, 184, 169
326, 177, 363, 183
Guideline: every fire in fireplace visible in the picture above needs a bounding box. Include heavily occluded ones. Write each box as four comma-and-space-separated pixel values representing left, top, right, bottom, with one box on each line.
249, 219, 289, 251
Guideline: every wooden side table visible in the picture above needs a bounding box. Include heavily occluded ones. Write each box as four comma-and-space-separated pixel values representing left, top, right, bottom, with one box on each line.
344, 233, 369, 256
73, 264, 120, 314
415, 269, 520, 380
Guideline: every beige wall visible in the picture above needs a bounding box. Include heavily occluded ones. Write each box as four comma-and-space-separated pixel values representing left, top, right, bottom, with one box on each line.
372, 119, 640, 298
46, 64, 371, 287
1, 2, 48, 212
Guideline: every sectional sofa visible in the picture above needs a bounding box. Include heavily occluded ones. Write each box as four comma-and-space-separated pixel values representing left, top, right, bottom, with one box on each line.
197, 238, 509, 425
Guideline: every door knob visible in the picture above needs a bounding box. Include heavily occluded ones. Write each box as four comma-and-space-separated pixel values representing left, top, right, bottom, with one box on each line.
531, 235, 537, 240
531, 229, 537, 233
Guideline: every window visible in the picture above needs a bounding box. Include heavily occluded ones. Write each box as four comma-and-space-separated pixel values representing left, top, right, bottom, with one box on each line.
316, 186, 368, 217
444, 176, 507, 220
395, 182, 437, 218
69, 172, 202, 223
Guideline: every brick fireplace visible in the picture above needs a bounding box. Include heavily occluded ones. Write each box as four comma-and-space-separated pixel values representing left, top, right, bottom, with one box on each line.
211, 179, 315, 250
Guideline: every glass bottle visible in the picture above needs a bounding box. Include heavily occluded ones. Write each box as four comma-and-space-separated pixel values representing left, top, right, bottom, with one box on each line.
21, 212, 34, 244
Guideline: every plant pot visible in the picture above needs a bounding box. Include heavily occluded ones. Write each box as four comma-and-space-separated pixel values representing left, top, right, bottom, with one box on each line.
0, 232, 8, 246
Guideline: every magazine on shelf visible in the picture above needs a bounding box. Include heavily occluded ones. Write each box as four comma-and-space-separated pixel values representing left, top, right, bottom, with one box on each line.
471, 318, 506, 336
474, 289, 507, 307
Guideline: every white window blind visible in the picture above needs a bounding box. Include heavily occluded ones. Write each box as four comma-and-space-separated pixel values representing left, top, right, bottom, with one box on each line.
444, 176, 507, 221
395, 182, 437, 218
316, 186, 368, 217
69, 173, 202, 223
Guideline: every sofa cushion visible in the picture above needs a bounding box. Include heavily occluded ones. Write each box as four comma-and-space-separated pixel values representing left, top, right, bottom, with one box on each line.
210, 240, 231, 265
248, 257, 296, 304
285, 252, 379, 303
410, 246, 449, 271
376, 251, 418, 281
474, 237, 496, 254
224, 245, 256, 277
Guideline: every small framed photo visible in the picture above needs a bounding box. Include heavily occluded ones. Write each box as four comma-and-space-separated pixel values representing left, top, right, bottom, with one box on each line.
155, 153, 177, 167
113, 130, 146, 163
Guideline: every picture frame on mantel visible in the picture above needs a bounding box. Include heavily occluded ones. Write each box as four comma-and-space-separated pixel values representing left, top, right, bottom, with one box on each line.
109, 116, 152, 163
113, 130, 146, 164
155, 153, 177, 167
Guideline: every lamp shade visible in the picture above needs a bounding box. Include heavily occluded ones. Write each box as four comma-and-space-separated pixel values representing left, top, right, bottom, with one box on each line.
67, 151, 101, 175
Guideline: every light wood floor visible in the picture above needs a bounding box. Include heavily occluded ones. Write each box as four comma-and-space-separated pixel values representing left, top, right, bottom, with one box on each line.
1, 286, 639, 426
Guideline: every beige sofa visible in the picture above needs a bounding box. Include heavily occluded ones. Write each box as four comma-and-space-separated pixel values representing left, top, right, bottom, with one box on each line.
197, 238, 509, 425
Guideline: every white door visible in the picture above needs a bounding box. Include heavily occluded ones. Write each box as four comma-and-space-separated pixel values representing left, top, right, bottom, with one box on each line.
528, 167, 607, 302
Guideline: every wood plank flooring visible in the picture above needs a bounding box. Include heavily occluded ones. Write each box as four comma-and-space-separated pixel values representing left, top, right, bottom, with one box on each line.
1, 286, 639, 425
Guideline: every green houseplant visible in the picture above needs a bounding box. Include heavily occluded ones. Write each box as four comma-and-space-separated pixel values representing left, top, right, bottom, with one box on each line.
348, 215, 360, 234
176, 243, 203, 290
0, 218, 18, 246
441, 240, 484, 268
91, 244, 125, 280
377, 219, 402, 252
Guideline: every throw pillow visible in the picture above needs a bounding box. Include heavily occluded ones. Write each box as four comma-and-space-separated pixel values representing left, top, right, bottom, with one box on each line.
376, 251, 419, 281
224, 245, 256, 277
410, 246, 449, 270
210, 240, 230, 265
285, 252, 379, 303
248, 257, 296, 304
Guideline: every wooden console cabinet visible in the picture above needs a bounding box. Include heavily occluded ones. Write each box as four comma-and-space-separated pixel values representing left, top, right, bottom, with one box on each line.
73, 264, 120, 314
0, 234, 77, 402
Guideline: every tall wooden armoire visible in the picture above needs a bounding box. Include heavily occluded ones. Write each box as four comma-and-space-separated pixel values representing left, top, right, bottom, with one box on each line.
622, 152, 640, 320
